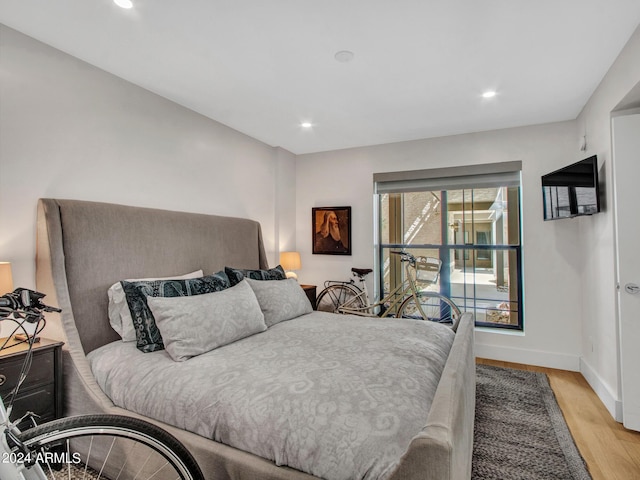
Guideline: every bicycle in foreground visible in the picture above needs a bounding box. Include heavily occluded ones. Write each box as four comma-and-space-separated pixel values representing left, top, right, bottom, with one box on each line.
0, 288, 203, 480
316, 251, 462, 328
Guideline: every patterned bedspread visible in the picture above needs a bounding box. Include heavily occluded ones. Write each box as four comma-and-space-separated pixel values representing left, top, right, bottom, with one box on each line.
88, 312, 455, 480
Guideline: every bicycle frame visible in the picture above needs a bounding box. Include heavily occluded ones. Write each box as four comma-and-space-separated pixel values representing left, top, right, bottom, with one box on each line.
0, 308, 48, 480
1, 391, 47, 480
337, 257, 432, 318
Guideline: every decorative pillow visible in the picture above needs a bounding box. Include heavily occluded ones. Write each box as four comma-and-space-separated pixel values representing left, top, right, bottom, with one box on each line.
225, 265, 286, 286
147, 280, 267, 361
122, 271, 231, 353
108, 270, 203, 342
246, 278, 313, 327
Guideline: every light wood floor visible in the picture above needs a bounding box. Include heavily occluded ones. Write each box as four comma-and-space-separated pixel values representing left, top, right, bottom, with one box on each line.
477, 358, 640, 480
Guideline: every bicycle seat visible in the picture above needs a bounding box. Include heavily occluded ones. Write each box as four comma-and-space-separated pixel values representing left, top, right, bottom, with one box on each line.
351, 268, 373, 276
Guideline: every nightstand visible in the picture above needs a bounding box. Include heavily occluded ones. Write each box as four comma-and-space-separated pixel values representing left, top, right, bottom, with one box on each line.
0, 338, 64, 424
300, 284, 317, 310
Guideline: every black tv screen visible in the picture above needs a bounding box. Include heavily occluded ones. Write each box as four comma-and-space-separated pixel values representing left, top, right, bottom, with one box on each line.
542, 155, 600, 220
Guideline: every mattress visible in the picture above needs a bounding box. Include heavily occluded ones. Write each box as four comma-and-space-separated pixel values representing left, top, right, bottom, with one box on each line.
88, 311, 455, 480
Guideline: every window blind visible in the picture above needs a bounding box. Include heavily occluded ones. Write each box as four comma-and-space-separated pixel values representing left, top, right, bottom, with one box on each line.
374, 161, 522, 194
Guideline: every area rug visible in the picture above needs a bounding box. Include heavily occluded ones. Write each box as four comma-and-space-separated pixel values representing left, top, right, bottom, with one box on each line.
473, 364, 592, 480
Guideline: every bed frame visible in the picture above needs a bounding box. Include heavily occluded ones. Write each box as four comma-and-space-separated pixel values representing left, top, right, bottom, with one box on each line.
35, 198, 475, 480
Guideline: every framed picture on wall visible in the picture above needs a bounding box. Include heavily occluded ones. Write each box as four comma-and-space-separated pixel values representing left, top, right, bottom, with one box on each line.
312, 206, 351, 255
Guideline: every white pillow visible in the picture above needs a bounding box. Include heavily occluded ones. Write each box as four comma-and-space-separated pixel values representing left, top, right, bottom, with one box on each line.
246, 278, 313, 327
108, 269, 203, 342
147, 279, 266, 361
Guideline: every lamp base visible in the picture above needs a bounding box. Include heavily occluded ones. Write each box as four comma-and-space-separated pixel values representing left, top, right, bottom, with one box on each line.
285, 271, 298, 280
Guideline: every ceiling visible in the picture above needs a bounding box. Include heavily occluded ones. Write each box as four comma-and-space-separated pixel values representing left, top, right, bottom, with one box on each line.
2, 1, 640, 155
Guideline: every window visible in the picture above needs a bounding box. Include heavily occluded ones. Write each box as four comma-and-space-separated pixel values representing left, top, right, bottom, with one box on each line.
374, 162, 523, 329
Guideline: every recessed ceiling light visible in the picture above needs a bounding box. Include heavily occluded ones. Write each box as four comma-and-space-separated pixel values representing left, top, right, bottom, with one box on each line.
301, 122, 313, 129
334, 50, 355, 63
114, 0, 133, 9
482, 90, 497, 98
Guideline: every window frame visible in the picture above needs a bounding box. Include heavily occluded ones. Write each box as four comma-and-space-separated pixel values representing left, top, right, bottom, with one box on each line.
374, 162, 524, 330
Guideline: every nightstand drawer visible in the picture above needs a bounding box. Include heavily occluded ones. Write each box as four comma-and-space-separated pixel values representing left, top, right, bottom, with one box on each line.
7, 383, 56, 423
0, 338, 64, 423
0, 349, 55, 396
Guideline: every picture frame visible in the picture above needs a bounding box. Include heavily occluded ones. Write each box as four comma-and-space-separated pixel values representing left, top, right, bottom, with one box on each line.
312, 207, 351, 255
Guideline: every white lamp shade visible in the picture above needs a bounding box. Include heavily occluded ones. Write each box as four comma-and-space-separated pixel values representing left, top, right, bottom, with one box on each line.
0, 262, 14, 295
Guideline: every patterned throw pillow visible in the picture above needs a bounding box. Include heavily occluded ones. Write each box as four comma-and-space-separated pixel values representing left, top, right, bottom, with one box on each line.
122, 271, 231, 353
108, 269, 204, 342
224, 265, 286, 286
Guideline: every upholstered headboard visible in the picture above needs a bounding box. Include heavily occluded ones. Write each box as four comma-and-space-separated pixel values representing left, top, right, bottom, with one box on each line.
36, 199, 269, 354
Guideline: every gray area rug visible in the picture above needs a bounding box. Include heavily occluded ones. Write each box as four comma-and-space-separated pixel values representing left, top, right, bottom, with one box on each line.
473, 364, 592, 480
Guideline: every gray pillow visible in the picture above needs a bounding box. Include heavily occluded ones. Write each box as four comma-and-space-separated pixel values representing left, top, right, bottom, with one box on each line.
246, 278, 313, 327
147, 280, 266, 361
122, 271, 231, 353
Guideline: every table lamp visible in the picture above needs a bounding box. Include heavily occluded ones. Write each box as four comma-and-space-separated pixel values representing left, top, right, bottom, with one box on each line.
279, 252, 301, 280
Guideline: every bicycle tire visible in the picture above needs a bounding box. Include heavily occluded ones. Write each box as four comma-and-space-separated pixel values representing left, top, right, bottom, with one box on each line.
396, 291, 461, 327
316, 284, 366, 314
16, 414, 204, 480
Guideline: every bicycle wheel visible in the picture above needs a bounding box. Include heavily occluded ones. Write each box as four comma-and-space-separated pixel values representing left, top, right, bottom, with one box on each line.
396, 291, 461, 325
316, 284, 366, 313
16, 414, 204, 480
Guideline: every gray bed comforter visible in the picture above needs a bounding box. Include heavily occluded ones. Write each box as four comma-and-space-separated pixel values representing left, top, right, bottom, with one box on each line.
88, 312, 455, 480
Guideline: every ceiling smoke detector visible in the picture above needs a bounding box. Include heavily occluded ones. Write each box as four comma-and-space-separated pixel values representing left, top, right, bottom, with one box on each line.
334, 50, 355, 63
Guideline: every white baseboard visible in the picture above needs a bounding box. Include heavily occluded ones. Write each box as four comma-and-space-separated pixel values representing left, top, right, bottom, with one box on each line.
579, 358, 623, 422
475, 343, 581, 371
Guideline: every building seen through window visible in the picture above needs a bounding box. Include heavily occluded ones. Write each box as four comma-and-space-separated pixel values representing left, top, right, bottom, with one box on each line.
375, 164, 523, 329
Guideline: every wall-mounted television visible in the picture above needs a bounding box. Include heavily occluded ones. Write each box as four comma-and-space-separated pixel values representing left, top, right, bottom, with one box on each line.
542, 155, 600, 221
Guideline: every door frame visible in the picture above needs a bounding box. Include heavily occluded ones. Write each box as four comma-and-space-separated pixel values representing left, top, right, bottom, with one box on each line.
612, 109, 640, 431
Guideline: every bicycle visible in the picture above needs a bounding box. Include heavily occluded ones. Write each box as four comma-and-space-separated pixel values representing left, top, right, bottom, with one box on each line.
316, 251, 461, 327
0, 288, 204, 480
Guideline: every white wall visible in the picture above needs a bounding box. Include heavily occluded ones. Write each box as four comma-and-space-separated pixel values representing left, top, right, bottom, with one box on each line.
0, 25, 296, 335
296, 121, 586, 370
275, 147, 297, 252
576, 24, 640, 420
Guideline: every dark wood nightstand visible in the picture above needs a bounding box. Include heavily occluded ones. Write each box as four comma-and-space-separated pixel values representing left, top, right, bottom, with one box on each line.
0, 338, 64, 424
301, 284, 317, 310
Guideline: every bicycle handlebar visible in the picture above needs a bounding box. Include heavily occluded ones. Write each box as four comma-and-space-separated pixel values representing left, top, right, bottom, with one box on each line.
0, 288, 61, 323
390, 251, 416, 263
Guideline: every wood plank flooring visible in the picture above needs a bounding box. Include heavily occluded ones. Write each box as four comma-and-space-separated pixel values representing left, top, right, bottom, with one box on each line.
477, 358, 640, 480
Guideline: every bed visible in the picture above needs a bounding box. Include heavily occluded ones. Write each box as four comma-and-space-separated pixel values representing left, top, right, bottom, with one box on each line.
35, 198, 475, 480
